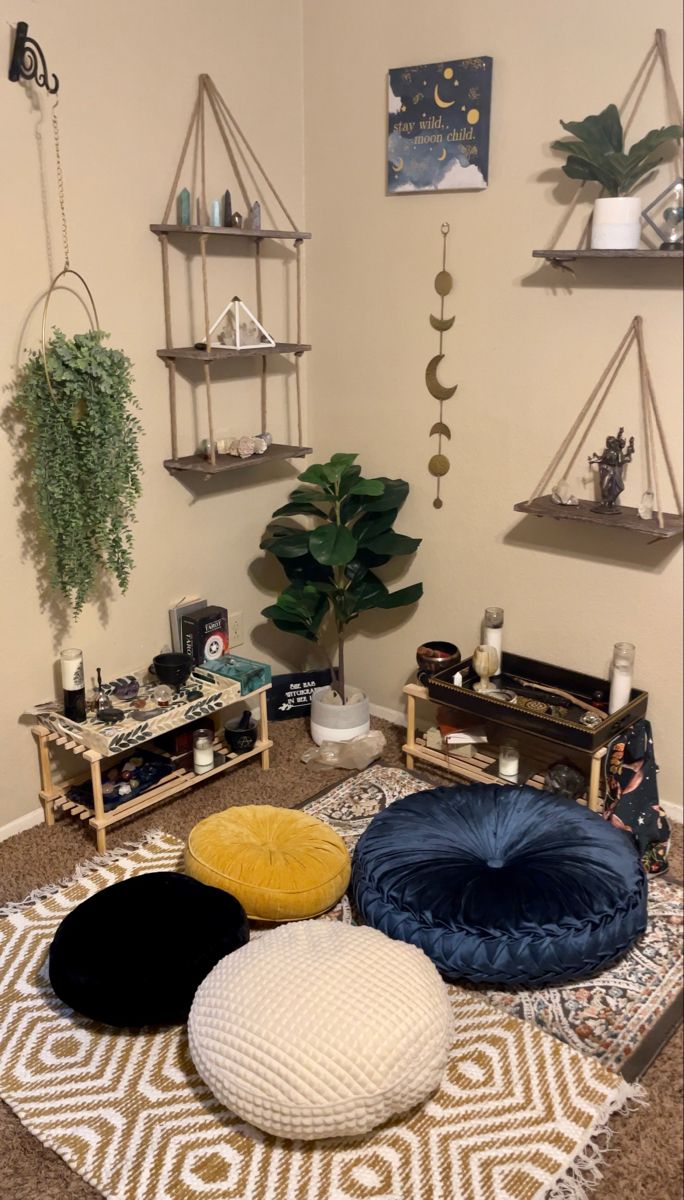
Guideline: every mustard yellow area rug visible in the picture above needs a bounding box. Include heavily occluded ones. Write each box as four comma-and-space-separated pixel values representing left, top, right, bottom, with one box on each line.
0, 831, 642, 1200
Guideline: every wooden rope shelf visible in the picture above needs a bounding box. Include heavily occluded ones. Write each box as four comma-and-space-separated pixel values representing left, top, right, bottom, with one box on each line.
152, 75, 311, 474
515, 315, 683, 540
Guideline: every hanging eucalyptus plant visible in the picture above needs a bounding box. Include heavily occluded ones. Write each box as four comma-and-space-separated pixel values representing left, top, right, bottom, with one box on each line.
11, 328, 142, 617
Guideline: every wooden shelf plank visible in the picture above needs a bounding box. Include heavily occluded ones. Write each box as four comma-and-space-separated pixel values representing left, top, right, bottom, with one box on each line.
164, 443, 312, 475
514, 495, 683, 539
157, 342, 311, 362
150, 224, 311, 242
533, 248, 683, 261
89, 740, 273, 829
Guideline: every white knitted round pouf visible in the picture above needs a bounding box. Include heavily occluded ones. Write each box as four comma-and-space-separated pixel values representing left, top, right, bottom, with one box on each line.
188, 920, 452, 1140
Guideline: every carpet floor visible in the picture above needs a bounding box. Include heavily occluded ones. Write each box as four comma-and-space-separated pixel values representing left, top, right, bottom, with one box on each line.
0, 715, 681, 1200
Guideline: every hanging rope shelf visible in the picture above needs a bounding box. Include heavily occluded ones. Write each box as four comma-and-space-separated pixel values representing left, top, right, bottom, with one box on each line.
150, 74, 312, 476
533, 29, 684, 268
514, 315, 683, 542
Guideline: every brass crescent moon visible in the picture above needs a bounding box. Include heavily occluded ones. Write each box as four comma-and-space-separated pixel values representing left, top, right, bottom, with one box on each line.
434, 84, 456, 109
429, 313, 455, 332
430, 421, 451, 439
425, 355, 457, 401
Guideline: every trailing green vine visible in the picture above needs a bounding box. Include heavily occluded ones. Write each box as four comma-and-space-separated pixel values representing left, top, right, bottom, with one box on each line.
11, 328, 142, 617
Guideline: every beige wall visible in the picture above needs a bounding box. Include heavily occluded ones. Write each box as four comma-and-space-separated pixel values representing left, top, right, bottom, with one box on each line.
0, 0, 307, 826
302, 0, 683, 812
1, 1, 682, 830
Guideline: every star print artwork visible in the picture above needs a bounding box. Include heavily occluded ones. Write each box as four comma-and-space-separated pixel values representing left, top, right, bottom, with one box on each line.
388, 58, 493, 193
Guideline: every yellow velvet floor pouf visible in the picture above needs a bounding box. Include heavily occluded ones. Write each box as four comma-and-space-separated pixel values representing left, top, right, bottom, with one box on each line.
185, 805, 351, 922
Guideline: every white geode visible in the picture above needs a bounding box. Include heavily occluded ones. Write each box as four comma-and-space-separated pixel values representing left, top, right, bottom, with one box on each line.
551, 479, 579, 506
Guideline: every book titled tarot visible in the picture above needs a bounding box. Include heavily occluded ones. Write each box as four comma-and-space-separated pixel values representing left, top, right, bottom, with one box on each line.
388, 57, 493, 193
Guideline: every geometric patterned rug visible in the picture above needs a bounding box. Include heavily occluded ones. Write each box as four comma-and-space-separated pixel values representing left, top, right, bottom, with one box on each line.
0, 829, 642, 1200
301, 765, 683, 1080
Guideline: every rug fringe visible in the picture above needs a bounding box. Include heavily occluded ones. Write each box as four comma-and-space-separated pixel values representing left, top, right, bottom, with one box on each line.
545, 1079, 648, 1200
0, 829, 174, 915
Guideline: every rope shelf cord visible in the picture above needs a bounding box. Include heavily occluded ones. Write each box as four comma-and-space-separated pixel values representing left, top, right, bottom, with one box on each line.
516, 315, 683, 540
544, 28, 683, 262
156, 75, 307, 468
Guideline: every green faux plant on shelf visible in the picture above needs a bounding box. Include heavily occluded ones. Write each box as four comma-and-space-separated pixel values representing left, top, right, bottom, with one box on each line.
551, 103, 683, 196
11, 328, 143, 617
260, 454, 422, 701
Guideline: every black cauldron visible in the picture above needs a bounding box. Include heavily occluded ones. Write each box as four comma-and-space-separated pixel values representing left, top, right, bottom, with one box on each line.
150, 653, 193, 690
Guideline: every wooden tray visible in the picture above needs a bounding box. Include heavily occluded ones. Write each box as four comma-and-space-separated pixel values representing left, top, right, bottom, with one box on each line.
40, 667, 240, 757
427, 652, 648, 752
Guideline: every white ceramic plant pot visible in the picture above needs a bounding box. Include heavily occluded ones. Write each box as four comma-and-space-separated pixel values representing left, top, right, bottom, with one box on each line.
310, 686, 371, 745
591, 196, 642, 250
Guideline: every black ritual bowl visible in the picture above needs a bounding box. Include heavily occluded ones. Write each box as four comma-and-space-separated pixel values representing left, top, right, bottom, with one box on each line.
151, 653, 193, 689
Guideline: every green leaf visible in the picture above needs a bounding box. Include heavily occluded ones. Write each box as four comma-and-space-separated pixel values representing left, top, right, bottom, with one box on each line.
309, 523, 358, 565
280, 553, 334, 584
271, 500, 326, 518
559, 104, 624, 154
353, 509, 398, 547
362, 478, 409, 513
366, 530, 421, 556
350, 478, 385, 496
561, 154, 621, 195
260, 527, 311, 558
374, 581, 423, 609
329, 452, 358, 468
297, 463, 334, 488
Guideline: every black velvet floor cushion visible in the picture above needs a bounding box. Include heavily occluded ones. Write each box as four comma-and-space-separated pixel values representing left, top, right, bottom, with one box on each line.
352, 785, 648, 987
49, 872, 249, 1027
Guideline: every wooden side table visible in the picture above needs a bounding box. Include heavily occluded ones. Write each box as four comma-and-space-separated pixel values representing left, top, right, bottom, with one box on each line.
32, 684, 272, 852
403, 683, 608, 811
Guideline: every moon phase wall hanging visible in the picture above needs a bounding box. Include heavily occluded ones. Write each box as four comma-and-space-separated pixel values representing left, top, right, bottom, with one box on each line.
426, 223, 457, 509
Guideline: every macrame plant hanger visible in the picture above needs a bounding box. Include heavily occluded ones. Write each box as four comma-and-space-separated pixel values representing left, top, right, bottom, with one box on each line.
157, 75, 306, 468
545, 28, 684, 266
520, 315, 683, 538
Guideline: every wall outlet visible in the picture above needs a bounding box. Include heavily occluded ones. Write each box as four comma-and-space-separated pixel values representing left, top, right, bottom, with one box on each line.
228, 610, 244, 648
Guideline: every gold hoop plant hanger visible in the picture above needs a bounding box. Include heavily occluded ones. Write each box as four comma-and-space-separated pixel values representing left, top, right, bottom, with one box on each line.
41, 97, 101, 403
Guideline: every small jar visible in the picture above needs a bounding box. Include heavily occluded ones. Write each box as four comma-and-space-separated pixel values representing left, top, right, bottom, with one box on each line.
482, 607, 504, 674
193, 728, 215, 774
608, 642, 635, 715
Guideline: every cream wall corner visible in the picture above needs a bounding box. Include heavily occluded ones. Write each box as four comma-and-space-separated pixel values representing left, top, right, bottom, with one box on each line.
302, 0, 683, 811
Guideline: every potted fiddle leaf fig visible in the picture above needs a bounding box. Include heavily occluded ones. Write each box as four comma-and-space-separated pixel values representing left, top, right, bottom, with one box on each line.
260, 454, 422, 743
551, 103, 683, 248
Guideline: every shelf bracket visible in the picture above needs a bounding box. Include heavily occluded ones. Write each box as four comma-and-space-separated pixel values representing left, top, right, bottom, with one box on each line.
8, 20, 59, 94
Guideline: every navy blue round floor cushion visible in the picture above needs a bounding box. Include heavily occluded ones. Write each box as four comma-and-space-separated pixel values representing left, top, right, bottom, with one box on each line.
351, 785, 648, 986
49, 872, 249, 1027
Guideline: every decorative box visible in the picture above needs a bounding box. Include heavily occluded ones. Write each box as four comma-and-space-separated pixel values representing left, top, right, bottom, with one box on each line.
427, 652, 648, 752
203, 654, 272, 695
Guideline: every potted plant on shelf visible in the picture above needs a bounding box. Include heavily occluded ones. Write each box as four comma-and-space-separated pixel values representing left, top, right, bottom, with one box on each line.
9, 328, 142, 617
551, 103, 683, 249
260, 453, 422, 743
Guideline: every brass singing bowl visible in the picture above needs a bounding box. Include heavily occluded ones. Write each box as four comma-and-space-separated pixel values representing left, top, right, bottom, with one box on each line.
416, 641, 461, 685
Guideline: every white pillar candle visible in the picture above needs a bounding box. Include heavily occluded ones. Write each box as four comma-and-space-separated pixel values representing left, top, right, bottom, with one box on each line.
608, 642, 635, 714
498, 745, 519, 778
193, 730, 215, 773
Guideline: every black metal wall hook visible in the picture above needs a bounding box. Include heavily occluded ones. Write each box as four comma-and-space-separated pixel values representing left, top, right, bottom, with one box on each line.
8, 21, 59, 94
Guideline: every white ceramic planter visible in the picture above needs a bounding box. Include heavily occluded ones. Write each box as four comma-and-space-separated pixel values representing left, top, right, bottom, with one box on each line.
591, 196, 642, 250
310, 686, 371, 744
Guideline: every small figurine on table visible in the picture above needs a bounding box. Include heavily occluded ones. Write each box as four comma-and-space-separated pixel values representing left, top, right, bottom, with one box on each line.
588, 427, 635, 514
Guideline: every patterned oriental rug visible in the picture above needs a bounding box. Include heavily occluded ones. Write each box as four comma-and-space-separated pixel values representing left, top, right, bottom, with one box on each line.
303, 766, 683, 1081
0, 829, 642, 1200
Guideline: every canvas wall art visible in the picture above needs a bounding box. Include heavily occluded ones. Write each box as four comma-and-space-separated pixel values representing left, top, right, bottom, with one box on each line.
388, 57, 493, 193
